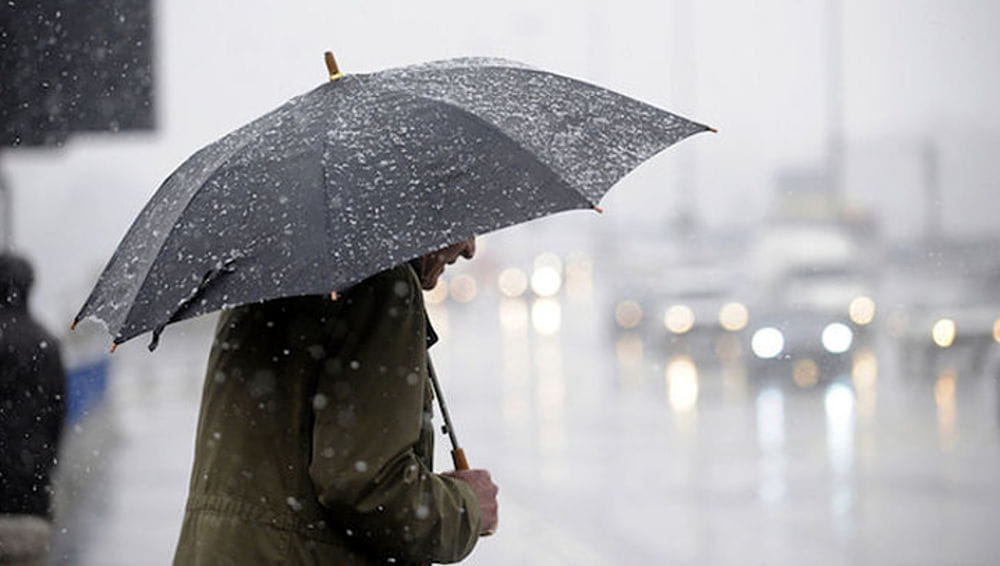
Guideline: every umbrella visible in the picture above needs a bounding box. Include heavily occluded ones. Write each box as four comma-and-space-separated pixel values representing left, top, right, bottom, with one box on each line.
74, 52, 712, 352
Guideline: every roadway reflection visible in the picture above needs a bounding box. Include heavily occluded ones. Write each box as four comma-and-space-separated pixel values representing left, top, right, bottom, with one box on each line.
755, 388, 787, 504
825, 382, 856, 534
935, 368, 958, 450
427, 249, 997, 561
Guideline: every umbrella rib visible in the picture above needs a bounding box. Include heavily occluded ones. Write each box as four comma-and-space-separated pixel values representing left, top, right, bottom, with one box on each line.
100, 120, 287, 344
375, 84, 596, 211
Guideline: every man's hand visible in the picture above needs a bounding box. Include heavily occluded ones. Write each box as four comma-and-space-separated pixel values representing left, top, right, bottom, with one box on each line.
442, 469, 499, 535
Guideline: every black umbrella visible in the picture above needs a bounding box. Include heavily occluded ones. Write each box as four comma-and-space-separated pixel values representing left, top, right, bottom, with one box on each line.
74, 53, 711, 351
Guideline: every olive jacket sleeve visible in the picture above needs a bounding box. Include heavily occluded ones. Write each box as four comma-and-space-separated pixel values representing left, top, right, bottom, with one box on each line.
308, 266, 481, 564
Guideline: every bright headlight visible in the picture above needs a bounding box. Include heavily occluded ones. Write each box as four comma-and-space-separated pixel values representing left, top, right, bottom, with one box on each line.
751, 327, 784, 359
848, 296, 876, 326
718, 302, 749, 332
821, 322, 853, 354
664, 304, 695, 334
932, 318, 956, 348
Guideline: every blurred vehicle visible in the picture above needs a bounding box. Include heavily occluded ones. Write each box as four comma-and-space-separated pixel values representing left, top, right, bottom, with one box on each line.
886, 238, 1000, 379
743, 176, 880, 387
607, 228, 752, 367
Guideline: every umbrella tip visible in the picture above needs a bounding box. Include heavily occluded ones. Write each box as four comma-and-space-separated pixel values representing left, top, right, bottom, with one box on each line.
70, 320, 77, 331
110, 342, 118, 354
325, 51, 344, 82
592, 205, 604, 214
330, 290, 339, 301
707, 126, 718, 133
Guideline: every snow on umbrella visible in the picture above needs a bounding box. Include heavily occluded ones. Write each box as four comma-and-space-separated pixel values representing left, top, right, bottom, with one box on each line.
74, 53, 712, 351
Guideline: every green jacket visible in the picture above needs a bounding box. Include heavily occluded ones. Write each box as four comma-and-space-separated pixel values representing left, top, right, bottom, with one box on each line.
173, 265, 481, 565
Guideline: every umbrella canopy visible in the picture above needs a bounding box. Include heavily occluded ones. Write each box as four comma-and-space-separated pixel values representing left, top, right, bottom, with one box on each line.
75, 56, 711, 350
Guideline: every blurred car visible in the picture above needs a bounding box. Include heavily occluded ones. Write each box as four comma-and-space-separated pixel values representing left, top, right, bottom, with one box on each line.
745, 262, 877, 387
885, 239, 1000, 379
607, 233, 752, 367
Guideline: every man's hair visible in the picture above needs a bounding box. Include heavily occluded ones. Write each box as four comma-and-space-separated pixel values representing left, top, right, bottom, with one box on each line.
0, 253, 34, 308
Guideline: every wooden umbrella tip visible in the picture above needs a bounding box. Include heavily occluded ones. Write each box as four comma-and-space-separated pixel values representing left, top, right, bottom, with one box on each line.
707, 126, 719, 133
70, 320, 77, 331
325, 51, 343, 82
330, 290, 339, 301
110, 342, 118, 354
592, 205, 604, 214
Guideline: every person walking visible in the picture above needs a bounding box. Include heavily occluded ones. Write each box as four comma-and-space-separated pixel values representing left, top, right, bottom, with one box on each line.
0, 253, 66, 565
174, 239, 498, 565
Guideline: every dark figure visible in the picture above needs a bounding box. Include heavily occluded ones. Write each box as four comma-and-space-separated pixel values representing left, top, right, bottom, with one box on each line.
174, 239, 497, 565
0, 254, 66, 564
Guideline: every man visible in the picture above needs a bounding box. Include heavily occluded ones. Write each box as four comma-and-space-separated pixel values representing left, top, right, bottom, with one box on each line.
174, 239, 498, 565
0, 254, 66, 565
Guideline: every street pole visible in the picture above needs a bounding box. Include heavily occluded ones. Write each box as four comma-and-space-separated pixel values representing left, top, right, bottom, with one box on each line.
668, 0, 699, 236
826, 0, 844, 196
923, 140, 941, 241
0, 153, 10, 251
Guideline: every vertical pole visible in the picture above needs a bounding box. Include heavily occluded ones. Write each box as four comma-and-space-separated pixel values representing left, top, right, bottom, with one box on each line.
826, 0, 844, 196
0, 153, 11, 251
923, 140, 940, 241
669, 0, 699, 234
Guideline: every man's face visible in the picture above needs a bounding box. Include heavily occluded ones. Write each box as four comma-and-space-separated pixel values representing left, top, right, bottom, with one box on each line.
415, 238, 476, 290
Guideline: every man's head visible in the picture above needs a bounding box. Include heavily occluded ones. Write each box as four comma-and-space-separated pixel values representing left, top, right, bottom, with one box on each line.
0, 253, 33, 309
412, 238, 476, 290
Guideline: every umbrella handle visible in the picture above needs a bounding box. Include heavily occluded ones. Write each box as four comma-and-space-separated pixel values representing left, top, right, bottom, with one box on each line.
451, 448, 469, 471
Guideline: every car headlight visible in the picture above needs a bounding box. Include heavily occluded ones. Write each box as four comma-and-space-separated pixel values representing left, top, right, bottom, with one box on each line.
664, 304, 695, 334
821, 322, 853, 354
932, 318, 956, 348
718, 302, 749, 332
751, 327, 784, 359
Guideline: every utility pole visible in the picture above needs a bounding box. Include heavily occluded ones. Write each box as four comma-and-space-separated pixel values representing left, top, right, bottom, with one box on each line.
825, 0, 844, 197
0, 155, 9, 250
922, 140, 941, 241
669, 0, 699, 236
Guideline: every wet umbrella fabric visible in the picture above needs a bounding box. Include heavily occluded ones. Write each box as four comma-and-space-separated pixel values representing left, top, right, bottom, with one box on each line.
75, 57, 710, 349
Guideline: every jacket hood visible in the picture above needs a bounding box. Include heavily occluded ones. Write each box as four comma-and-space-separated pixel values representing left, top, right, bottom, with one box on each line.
0, 254, 34, 309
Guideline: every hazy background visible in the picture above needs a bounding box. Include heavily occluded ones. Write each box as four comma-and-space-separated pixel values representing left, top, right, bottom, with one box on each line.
2, 1, 999, 564
6, 0, 1000, 331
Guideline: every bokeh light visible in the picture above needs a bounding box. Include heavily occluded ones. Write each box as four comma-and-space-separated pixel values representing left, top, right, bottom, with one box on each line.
530, 254, 562, 297
932, 318, 956, 348
848, 296, 876, 326
852, 349, 878, 389
751, 327, 784, 359
821, 323, 854, 354
531, 298, 562, 335
448, 274, 477, 303
664, 304, 695, 334
935, 368, 958, 449
497, 267, 528, 298
614, 300, 642, 329
666, 356, 699, 412
718, 302, 749, 331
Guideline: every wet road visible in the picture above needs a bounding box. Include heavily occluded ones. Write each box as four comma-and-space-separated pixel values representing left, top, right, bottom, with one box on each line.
51, 265, 1000, 565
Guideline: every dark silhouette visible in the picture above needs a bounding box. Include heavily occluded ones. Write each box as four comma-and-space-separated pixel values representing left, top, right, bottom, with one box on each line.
0, 253, 66, 563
